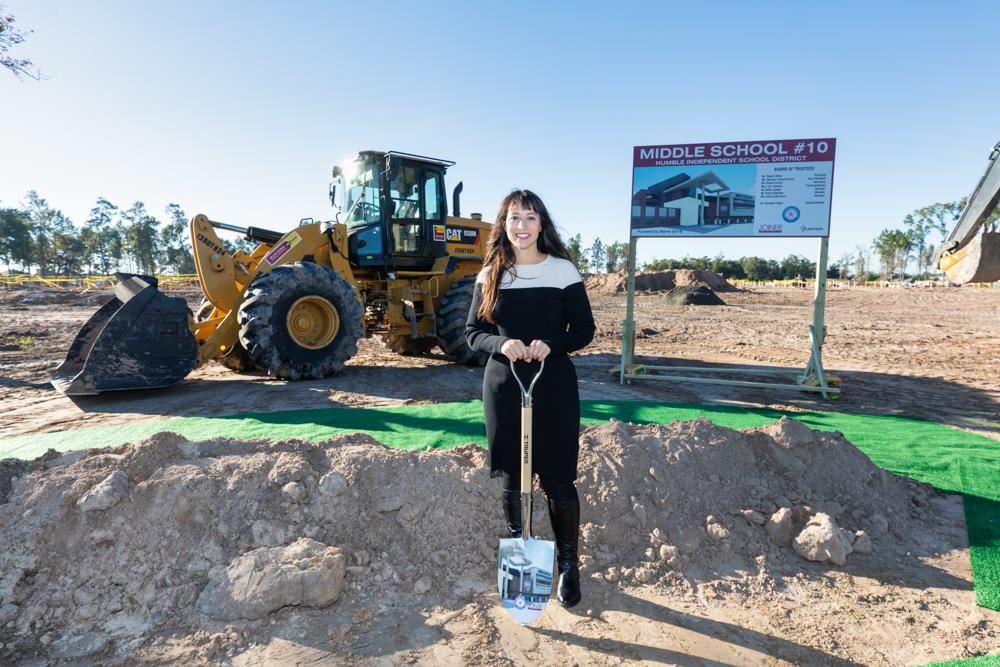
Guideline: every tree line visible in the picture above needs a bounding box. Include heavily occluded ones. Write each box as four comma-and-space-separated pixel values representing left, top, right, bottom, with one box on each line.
838, 199, 996, 281
0, 192, 233, 276
2, 190, 990, 281
563, 198, 993, 281
563, 234, 822, 281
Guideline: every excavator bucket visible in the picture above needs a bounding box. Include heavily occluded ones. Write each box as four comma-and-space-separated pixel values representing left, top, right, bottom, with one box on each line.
937, 142, 1000, 284
50, 274, 198, 395
941, 231, 1000, 285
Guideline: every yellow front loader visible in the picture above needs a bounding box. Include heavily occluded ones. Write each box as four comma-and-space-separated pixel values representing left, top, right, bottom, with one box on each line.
51, 151, 492, 395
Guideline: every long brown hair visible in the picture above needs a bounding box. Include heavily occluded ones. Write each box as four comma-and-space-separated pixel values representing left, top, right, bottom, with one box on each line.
477, 189, 572, 323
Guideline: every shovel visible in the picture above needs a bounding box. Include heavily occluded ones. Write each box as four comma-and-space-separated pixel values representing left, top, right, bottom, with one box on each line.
497, 358, 554, 625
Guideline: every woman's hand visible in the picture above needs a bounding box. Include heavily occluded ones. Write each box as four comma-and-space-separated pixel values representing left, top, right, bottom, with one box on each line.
527, 339, 551, 362
501, 338, 530, 362
501, 338, 551, 362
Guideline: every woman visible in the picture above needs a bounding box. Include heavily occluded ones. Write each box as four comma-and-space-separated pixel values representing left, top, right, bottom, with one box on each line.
465, 189, 595, 608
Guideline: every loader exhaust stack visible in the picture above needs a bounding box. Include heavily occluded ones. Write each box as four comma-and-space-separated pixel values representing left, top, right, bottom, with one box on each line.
50, 274, 198, 396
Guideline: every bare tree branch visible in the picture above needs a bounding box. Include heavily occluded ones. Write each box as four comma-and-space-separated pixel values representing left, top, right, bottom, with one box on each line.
1, 6, 42, 80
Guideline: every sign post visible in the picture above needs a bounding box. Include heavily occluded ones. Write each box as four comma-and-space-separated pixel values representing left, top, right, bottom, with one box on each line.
797, 236, 832, 393
616, 138, 840, 398
619, 236, 638, 379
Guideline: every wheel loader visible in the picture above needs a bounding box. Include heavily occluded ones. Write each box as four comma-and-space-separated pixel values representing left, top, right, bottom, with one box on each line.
936, 140, 1000, 284
51, 150, 492, 395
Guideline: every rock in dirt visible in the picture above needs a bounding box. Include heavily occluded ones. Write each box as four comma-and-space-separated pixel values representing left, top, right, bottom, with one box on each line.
868, 513, 890, 535
767, 507, 795, 546
76, 470, 129, 512
793, 513, 854, 565
282, 481, 307, 502
196, 537, 346, 620
853, 530, 874, 554
764, 416, 816, 449
413, 576, 433, 594
319, 471, 348, 496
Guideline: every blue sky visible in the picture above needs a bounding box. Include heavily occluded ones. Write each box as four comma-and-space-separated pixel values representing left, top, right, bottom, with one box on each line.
2, 0, 998, 267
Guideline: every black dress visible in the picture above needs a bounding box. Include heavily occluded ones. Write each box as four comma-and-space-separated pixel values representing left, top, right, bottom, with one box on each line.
465, 256, 596, 481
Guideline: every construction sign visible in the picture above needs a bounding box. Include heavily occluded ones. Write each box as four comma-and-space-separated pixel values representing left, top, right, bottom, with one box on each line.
631, 138, 836, 237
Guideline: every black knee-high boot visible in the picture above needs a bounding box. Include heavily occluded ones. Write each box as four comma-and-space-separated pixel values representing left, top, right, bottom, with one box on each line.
543, 481, 581, 608
501, 489, 522, 539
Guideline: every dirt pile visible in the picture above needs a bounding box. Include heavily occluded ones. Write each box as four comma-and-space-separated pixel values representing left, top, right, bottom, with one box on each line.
0, 433, 501, 664
574, 417, 933, 592
0, 418, 947, 663
584, 269, 737, 295
662, 285, 727, 306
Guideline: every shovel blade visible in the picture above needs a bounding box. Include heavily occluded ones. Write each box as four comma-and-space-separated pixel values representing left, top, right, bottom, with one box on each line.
497, 536, 555, 625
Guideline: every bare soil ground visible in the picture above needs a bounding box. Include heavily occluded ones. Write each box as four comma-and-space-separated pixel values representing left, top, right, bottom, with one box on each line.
3, 284, 998, 441
1, 281, 999, 665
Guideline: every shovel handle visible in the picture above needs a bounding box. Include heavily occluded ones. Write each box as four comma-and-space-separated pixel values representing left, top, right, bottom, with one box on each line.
510, 359, 544, 537
510, 358, 545, 407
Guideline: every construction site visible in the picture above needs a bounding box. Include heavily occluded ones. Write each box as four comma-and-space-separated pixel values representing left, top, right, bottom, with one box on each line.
2, 269, 999, 665
2, 5, 1000, 662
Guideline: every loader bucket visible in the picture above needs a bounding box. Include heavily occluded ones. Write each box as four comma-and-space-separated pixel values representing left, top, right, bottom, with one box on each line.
50, 274, 198, 395
941, 231, 1000, 285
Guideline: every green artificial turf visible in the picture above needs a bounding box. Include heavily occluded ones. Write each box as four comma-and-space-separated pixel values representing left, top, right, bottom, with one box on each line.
928, 655, 1000, 667
2, 399, 998, 613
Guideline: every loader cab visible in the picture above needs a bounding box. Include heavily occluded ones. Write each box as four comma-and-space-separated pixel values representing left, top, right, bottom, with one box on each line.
338, 151, 452, 272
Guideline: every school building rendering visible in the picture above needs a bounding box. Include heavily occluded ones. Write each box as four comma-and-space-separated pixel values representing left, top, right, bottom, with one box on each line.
632, 171, 755, 229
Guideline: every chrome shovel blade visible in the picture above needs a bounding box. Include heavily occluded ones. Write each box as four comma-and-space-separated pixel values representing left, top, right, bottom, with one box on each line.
497, 536, 555, 625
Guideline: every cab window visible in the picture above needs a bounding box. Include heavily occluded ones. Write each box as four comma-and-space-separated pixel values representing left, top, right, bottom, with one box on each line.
390, 166, 421, 220
345, 162, 381, 226
424, 171, 442, 221
389, 165, 421, 253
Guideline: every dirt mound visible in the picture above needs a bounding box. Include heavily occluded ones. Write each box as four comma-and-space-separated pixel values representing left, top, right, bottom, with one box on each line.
576, 417, 932, 588
662, 285, 727, 306
584, 270, 737, 295
0, 417, 947, 664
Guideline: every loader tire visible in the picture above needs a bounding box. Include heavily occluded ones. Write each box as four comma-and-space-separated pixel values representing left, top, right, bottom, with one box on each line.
381, 334, 437, 356
436, 276, 488, 366
195, 299, 257, 372
237, 263, 363, 380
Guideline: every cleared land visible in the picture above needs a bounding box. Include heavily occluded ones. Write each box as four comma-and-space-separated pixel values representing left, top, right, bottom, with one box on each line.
2, 282, 998, 440
1, 282, 999, 665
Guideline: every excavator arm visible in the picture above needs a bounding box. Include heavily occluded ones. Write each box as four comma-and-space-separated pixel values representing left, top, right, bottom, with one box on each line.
937, 141, 1000, 284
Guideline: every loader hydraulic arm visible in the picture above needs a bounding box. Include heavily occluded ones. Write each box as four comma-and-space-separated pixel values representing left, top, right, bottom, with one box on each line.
190, 214, 252, 314
191, 213, 355, 308
210, 220, 285, 245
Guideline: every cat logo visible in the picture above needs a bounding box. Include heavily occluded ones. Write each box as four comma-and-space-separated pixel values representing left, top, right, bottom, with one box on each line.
445, 226, 479, 244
